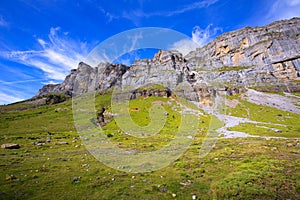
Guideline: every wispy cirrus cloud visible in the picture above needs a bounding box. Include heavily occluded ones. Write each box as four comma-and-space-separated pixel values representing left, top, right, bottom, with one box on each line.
0, 92, 24, 105
0, 27, 91, 81
0, 15, 9, 27
266, 0, 300, 22
171, 24, 222, 55
118, 0, 219, 25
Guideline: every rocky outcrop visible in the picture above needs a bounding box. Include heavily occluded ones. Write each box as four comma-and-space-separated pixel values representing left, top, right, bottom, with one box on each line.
35, 62, 128, 97
35, 18, 300, 101
185, 17, 300, 81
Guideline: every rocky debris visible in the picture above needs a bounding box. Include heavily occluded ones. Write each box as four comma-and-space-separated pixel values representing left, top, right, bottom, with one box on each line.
130, 88, 172, 99
54, 107, 68, 112
225, 99, 240, 108
270, 128, 283, 133
96, 107, 113, 127
192, 194, 197, 200
243, 89, 300, 114
1, 143, 20, 149
287, 143, 294, 147
59, 142, 69, 145
180, 180, 192, 186
6, 174, 18, 181
73, 176, 80, 183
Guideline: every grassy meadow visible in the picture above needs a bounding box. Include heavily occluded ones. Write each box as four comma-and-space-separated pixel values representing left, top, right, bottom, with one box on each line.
0, 92, 299, 199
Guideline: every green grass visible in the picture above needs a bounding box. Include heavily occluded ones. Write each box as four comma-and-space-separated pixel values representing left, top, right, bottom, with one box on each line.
292, 92, 300, 97
225, 95, 300, 137
228, 123, 300, 138
0, 93, 299, 199
215, 65, 252, 72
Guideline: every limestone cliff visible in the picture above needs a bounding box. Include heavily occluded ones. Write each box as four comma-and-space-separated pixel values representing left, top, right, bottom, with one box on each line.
35, 18, 300, 99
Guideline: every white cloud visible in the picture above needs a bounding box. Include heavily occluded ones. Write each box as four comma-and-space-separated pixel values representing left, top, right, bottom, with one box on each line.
0, 79, 44, 85
0, 15, 8, 27
266, 0, 300, 22
0, 27, 90, 81
0, 92, 24, 105
171, 24, 222, 56
122, 0, 219, 25
171, 39, 199, 56
41, 80, 60, 85
99, 7, 119, 22
165, 0, 219, 16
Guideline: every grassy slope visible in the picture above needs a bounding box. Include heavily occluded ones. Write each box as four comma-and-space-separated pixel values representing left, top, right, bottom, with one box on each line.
226, 96, 300, 138
0, 94, 299, 199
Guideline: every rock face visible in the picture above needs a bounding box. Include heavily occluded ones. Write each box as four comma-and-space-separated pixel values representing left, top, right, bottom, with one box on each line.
1, 143, 20, 149
36, 62, 128, 97
185, 18, 300, 89
35, 18, 300, 100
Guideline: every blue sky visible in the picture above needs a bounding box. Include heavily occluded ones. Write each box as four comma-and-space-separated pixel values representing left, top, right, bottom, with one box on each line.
0, 0, 299, 104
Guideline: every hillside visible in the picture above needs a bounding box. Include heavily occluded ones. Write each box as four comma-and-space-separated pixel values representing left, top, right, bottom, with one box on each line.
0, 18, 300, 199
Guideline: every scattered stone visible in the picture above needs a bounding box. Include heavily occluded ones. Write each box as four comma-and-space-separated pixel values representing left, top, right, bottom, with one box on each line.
192, 194, 197, 200
73, 176, 80, 183
5, 174, 16, 181
161, 187, 168, 192
82, 164, 89, 168
180, 180, 192, 186
287, 143, 294, 147
271, 147, 277, 151
112, 178, 115, 181
55, 108, 68, 112
46, 137, 51, 142
296, 143, 300, 147
1, 143, 20, 149
269, 128, 282, 133
59, 142, 69, 145
37, 143, 45, 146
164, 112, 169, 116
172, 193, 177, 197
131, 176, 135, 179
187, 135, 194, 139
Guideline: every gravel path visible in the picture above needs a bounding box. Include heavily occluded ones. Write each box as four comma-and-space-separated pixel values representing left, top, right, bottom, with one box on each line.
193, 94, 290, 139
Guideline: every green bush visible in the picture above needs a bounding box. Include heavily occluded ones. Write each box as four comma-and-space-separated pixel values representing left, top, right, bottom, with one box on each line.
45, 93, 69, 105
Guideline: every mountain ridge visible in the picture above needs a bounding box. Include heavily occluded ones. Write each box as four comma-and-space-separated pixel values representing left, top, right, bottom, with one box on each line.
35, 17, 300, 99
